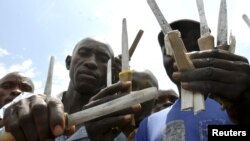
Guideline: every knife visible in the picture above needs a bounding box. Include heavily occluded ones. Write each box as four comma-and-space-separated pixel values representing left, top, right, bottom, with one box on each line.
147, 0, 205, 113
0, 87, 159, 141
119, 18, 132, 91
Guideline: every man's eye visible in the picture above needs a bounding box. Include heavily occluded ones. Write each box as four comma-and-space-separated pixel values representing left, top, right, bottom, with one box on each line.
78, 50, 89, 56
99, 56, 109, 63
1, 83, 13, 89
20, 84, 32, 92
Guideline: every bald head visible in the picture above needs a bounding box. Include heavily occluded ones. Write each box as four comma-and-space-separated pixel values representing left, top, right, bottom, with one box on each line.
72, 37, 114, 59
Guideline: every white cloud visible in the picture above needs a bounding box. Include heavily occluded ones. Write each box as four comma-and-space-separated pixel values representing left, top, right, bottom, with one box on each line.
9, 59, 35, 78
0, 59, 43, 92
0, 48, 9, 57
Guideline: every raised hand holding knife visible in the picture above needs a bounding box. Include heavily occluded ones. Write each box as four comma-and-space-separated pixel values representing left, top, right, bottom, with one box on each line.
147, 0, 205, 113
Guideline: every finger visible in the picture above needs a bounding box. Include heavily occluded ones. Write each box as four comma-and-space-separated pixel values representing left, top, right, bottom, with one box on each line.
173, 67, 248, 84
188, 49, 249, 63
192, 58, 249, 71
17, 99, 39, 141
181, 81, 244, 100
46, 97, 65, 136
90, 81, 131, 101
4, 105, 26, 141
30, 96, 51, 140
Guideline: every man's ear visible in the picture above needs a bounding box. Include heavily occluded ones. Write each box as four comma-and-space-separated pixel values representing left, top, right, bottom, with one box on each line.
65, 55, 72, 70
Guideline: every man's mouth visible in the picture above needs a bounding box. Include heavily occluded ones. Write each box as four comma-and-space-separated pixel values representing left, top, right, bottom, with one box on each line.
77, 70, 98, 81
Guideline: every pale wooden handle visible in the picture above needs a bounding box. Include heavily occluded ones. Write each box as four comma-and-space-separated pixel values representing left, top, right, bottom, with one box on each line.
197, 34, 214, 50
196, 33, 214, 113
228, 32, 236, 53
67, 87, 158, 127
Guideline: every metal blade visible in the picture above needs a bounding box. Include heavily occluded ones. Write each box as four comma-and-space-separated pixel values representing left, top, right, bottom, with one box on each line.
122, 18, 130, 70
242, 14, 250, 29
217, 0, 228, 46
44, 56, 55, 96
147, 0, 172, 35
129, 29, 144, 60
196, 0, 210, 36
107, 59, 112, 86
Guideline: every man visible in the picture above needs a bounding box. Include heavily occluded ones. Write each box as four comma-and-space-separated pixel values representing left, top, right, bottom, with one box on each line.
135, 19, 250, 141
0, 72, 34, 136
2, 37, 156, 141
61, 37, 143, 141
0, 72, 34, 108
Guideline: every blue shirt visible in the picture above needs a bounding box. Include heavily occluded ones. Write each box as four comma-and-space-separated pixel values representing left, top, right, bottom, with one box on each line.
135, 98, 233, 141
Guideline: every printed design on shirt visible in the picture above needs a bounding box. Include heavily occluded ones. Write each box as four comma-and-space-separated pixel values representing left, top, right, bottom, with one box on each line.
199, 119, 227, 141
161, 120, 185, 141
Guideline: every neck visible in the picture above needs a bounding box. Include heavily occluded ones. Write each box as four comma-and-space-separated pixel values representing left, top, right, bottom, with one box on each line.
63, 82, 93, 114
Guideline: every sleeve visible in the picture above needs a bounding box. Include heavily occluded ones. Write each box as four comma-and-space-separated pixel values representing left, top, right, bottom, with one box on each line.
66, 126, 90, 141
135, 117, 149, 141
55, 126, 90, 141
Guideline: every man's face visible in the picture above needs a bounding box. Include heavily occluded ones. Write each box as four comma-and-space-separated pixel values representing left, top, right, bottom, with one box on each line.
0, 72, 34, 108
69, 39, 113, 95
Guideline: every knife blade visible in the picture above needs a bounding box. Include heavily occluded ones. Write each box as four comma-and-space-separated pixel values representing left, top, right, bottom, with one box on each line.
217, 0, 228, 47
146, 0, 173, 56
107, 59, 112, 87
242, 14, 250, 29
129, 29, 144, 60
146, 0, 172, 35
44, 56, 55, 96
121, 18, 130, 71
196, 0, 214, 50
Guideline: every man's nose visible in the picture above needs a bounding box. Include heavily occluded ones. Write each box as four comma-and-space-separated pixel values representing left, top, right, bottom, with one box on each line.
84, 56, 98, 69
11, 87, 22, 96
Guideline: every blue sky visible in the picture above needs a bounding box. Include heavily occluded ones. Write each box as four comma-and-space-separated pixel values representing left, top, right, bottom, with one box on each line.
0, 0, 250, 96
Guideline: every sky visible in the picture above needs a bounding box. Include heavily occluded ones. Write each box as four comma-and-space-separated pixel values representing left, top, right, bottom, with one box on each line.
0, 0, 250, 96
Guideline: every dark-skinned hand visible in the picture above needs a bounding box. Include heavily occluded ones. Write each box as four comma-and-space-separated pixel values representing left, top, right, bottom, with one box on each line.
82, 81, 141, 141
3, 94, 69, 141
172, 49, 250, 124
